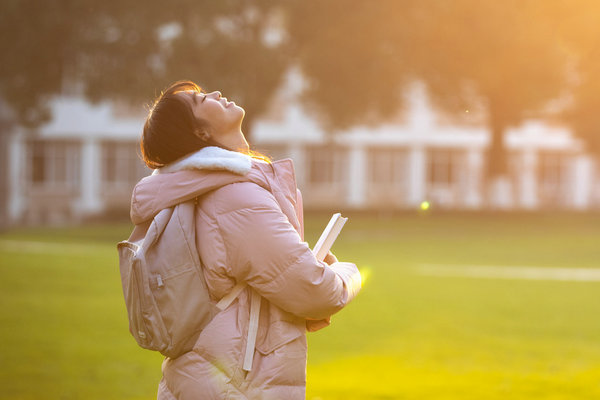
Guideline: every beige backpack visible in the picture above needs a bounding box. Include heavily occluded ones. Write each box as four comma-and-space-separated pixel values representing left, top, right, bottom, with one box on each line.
117, 200, 218, 359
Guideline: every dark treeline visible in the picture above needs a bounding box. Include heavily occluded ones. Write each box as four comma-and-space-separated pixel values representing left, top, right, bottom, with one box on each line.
1, 0, 599, 181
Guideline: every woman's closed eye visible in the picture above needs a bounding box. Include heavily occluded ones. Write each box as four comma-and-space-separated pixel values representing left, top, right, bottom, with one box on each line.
192, 93, 205, 104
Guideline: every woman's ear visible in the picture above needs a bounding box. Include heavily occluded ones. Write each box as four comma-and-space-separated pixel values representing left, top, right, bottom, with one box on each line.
195, 128, 211, 142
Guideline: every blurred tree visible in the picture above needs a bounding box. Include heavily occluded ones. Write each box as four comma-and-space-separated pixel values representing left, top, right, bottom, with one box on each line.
0, 0, 289, 135
287, 0, 425, 130
289, 1, 577, 190
419, 0, 570, 182
0, 0, 160, 126
568, 56, 600, 154
553, 0, 600, 155
2, 0, 597, 167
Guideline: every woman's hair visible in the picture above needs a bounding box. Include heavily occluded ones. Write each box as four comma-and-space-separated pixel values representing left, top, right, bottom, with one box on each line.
140, 80, 223, 169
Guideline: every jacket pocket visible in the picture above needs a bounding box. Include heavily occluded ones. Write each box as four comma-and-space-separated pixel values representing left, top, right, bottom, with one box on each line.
153, 264, 216, 358
251, 320, 307, 388
255, 319, 305, 356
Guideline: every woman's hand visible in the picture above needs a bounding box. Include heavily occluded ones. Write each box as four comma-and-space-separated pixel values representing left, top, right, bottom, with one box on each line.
306, 316, 331, 332
306, 252, 336, 331
323, 251, 338, 265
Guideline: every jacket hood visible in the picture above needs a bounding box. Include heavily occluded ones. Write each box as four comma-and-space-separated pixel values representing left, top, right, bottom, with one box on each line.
130, 147, 297, 225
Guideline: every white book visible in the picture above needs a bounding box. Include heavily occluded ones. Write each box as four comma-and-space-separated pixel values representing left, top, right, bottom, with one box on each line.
312, 213, 348, 262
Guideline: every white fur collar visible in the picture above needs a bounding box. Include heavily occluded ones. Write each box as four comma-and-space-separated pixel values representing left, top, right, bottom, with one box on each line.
152, 146, 253, 176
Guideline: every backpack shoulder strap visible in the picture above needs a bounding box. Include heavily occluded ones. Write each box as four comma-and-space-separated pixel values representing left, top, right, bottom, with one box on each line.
139, 207, 175, 253
214, 281, 260, 372
216, 282, 247, 311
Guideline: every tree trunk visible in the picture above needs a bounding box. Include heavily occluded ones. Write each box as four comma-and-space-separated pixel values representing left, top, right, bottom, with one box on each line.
0, 122, 9, 230
486, 104, 512, 208
487, 108, 508, 180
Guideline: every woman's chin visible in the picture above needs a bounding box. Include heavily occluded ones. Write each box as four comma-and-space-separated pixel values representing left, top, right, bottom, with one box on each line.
236, 105, 245, 117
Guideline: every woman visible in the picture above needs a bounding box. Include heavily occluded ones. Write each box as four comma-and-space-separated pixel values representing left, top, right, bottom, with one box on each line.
132, 81, 361, 399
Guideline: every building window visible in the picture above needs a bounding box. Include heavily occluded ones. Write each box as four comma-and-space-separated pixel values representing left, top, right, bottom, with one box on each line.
539, 152, 569, 206
427, 149, 456, 186
26, 140, 81, 189
368, 147, 408, 187
306, 145, 345, 186
31, 141, 46, 183
426, 149, 467, 207
101, 141, 148, 187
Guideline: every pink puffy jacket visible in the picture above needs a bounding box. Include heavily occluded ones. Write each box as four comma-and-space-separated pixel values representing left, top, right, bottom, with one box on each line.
129, 148, 361, 399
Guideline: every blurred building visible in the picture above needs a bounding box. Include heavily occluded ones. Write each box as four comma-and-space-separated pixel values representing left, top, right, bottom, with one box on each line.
5, 98, 148, 225
253, 72, 597, 212
3, 72, 598, 225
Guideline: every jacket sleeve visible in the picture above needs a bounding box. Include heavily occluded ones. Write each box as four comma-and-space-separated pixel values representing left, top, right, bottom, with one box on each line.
213, 182, 361, 320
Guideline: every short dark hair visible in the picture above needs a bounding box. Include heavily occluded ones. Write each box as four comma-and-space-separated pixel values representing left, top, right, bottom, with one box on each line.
140, 80, 222, 169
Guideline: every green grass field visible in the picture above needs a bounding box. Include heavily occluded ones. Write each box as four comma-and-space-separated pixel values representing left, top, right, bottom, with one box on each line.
1, 212, 600, 399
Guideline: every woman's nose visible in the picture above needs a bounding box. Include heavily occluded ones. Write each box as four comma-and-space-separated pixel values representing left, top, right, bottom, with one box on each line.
207, 91, 222, 99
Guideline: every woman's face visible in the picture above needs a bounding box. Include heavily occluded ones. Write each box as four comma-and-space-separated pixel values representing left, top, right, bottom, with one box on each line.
177, 90, 248, 151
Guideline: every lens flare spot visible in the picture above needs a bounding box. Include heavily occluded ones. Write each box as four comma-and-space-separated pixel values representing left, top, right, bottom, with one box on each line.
359, 266, 372, 288
420, 201, 430, 211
